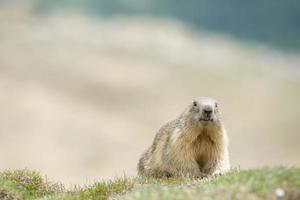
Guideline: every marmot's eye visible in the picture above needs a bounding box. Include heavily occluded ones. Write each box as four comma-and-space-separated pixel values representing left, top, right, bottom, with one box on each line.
193, 101, 197, 107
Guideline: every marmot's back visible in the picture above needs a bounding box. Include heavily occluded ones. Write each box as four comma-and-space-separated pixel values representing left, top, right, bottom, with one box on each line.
137, 97, 230, 177
137, 120, 178, 177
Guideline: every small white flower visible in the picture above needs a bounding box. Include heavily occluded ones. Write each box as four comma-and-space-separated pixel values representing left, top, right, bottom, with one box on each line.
275, 188, 285, 198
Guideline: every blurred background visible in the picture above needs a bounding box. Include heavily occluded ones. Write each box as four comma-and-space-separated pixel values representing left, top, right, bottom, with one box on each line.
0, 0, 300, 186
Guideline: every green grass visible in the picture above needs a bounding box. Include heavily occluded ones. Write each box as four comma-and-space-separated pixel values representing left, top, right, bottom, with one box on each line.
0, 167, 299, 200
0, 169, 63, 200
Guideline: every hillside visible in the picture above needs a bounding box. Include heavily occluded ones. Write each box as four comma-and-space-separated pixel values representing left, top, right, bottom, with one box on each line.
0, 167, 299, 200
0, 5, 300, 184
31, 0, 300, 49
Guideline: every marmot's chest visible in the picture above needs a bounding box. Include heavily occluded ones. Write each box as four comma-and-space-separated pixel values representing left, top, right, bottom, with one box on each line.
193, 134, 219, 170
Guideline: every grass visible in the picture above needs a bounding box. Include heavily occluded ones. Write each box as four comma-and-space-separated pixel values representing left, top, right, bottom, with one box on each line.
0, 169, 62, 200
0, 167, 299, 200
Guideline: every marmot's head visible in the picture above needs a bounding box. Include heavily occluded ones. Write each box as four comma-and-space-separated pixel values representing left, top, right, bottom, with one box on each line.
186, 97, 221, 124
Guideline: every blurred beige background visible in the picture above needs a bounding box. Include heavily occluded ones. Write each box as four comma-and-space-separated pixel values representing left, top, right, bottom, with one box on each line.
0, 2, 300, 186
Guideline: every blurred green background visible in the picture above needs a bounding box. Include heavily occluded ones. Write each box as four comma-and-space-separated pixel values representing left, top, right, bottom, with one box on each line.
0, 0, 299, 186
36, 0, 300, 50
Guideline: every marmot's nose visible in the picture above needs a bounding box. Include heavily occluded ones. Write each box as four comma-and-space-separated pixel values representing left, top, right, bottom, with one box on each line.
203, 106, 213, 116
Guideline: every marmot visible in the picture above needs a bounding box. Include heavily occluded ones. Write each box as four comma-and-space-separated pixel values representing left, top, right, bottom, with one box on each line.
137, 97, 230, 178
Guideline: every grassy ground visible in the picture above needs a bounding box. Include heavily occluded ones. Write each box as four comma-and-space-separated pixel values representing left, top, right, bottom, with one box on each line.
0, 167, 299, 200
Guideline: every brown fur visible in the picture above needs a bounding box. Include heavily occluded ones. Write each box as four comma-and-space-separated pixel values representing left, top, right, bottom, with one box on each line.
137, 97, 230, 178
